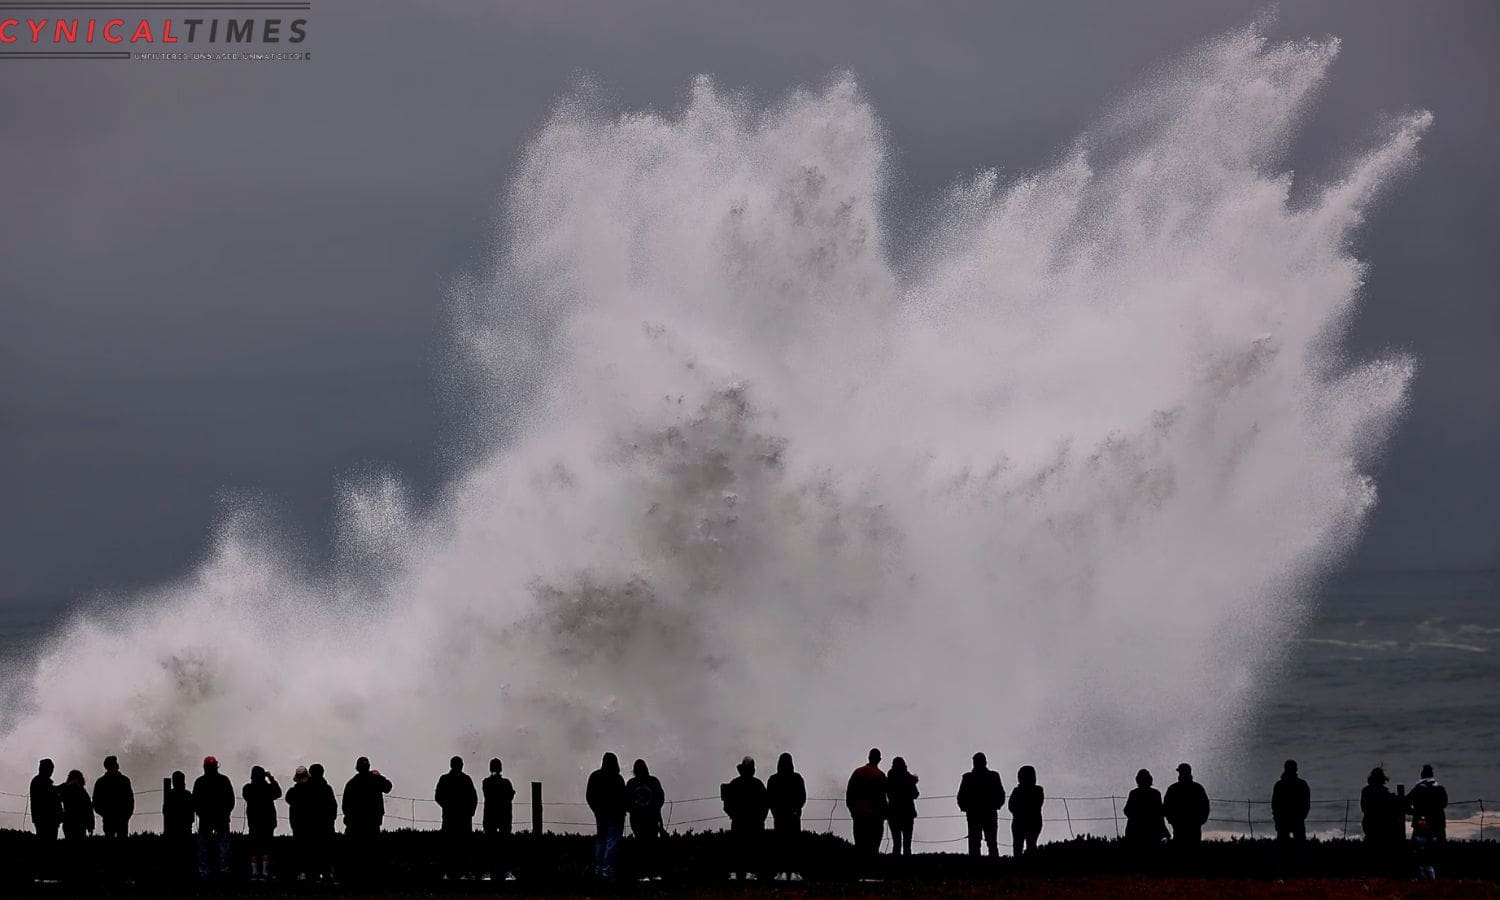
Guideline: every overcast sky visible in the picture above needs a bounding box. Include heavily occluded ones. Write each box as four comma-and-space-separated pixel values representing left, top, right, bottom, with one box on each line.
1, 0, 1496, 612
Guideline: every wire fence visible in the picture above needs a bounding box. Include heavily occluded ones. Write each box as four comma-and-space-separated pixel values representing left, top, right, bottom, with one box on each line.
0, 787, 1488, 849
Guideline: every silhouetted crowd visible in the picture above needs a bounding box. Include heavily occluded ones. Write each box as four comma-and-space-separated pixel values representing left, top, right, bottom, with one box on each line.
23, 749, 1455, 884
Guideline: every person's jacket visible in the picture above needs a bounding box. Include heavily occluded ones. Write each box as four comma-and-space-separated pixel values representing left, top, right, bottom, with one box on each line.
846, 764, 887, 818
957, 768, 1005, 815
483, 774, 515, 830
1271, 774, 1310, 824
1361, 784, 1401, 840
163, 786, 194, 837
1123, 786, 1167, 842
1163, 779, 1210, 828
342, 770, 393, 829
626, 774, 665, 826
886, 769, 920, 821
243, 776, 282, 830
29, 774, 60, 829
284, 782, 315, 836
435, 770, 478, 823
1008, 783, 1045, 829
193, 771, 235, 830
92, 771, 134, 823
723, 774, 769, 826
767, 770, 806, 821
1407, 778, 1449, 835
60, 782, 94, 833
586, 768, 627, 824
308, 775, 338, 834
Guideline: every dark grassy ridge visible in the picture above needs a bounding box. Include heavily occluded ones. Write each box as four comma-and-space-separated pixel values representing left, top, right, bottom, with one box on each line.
2, 828, 1497, 896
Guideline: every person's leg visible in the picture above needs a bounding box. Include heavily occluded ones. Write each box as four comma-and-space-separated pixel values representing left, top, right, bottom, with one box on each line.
218, 827, 232, 875
984, 814, 998, 858
967, 816, 980, 857
196, 830, 211, 878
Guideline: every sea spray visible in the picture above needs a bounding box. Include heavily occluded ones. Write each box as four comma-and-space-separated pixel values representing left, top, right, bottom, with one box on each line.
0, 26, 1427, 824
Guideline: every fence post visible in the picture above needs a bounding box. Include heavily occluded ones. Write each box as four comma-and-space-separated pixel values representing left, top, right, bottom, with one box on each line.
1111, 796, 1120, 839
411, 798, 416, 828
1062, 797, 1075, 838
1343, 799, 1350, 838
1247, 799, 1254, 838
531, 782, 543, 836
1480, 799, 1486, 842
826, 800, 837, 834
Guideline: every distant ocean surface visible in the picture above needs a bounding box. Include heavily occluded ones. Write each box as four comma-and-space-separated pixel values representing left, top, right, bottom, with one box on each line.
1, 570, 1495, 839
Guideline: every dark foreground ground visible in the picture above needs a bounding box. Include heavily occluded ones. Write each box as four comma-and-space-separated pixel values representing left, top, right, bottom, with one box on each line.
3, 829, 1497, 897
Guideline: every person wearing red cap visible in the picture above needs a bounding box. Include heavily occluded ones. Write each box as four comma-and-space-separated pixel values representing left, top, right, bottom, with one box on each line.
192, 756, 235, 879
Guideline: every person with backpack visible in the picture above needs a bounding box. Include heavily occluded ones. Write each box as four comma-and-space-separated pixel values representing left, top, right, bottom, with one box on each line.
482, 758, 516, 881
766, 753, 806, 881
626, 758, 666, 879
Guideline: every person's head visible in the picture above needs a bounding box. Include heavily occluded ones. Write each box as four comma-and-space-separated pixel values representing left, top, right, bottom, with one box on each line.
450, 756, 463, 771
1368, 767, 1388, 786
868, 748, 881, 766
38, 758, 53, 777
1136, 768, 1153, 788
1421, 764, 1434, 779
890, 756, 907, 774
356, 756, 371, 773
294, 766, 309, 784
172, 770, 186, 790
1018, 765, 1036, 786
251, 765, 266, 782
738, 756, 755, 777
203, 755, 218, 774
1176, 763, 1192, 780
490, 758, 502, 774
601, 752, 619, 774
777, 753, 794, 774
634, 758, 649, 777
1283, 760, 1298, 775
103, 755, 119, 773
67, 769, 85, 786
972, 752, 987, 770
309, 763, 325, 780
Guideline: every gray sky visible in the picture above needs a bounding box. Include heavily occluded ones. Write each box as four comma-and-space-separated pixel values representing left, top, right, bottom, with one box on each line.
2, 0, 1496, 610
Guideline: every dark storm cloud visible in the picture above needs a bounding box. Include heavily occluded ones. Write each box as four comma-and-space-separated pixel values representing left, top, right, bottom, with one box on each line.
1, 0, 1495, 610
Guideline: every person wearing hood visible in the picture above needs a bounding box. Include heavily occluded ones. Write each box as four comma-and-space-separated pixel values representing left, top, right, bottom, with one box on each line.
766, 753, 806, 881
722, 756, 769, 880
92, 755, 134, 839
435, 756, 478, 879
1124, 769, 1168, 868
1163, 762, 1210, 856
193, 756, 235, 879
1407, 765, 1448, 841
162, 771, 195, 880
1008, 765, 1044, 858
586, 752, 627, 879
242, 765, 282, 880
885, 756, 919, 857
957, 752, 1005, 859
626, 758, 666, 878
60, 769, 95, 840
482, 758, 516, 881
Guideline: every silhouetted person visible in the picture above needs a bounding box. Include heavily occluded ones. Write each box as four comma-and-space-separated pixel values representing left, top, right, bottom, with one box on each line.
435, 756, 477, 879
162, 771, 195, 879
1407, 765, 1448, 842
304, 763, 337, 881
60, 769, 95, 839
587, 752, 627, 879
193, 755, 234, 879
1163, 762, 1210, 856
482, 758, 516, 881
626, 758, 666, 879
957, 752, 1005, 859
242, 765, 282, 880
342, 756, 392, 881
285, 766, 315, 881
1009, 765, 1044, 858
93, 755, 133, 838
1272, 759, 1310, 872
30, 758, 61, 847
885, 756, 919, 857
1361, 766, 1402, 846
722, 756, 768, 880
846, 748, 887, 862
1123, 768, 1168, 868
767, 753, 806, 880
